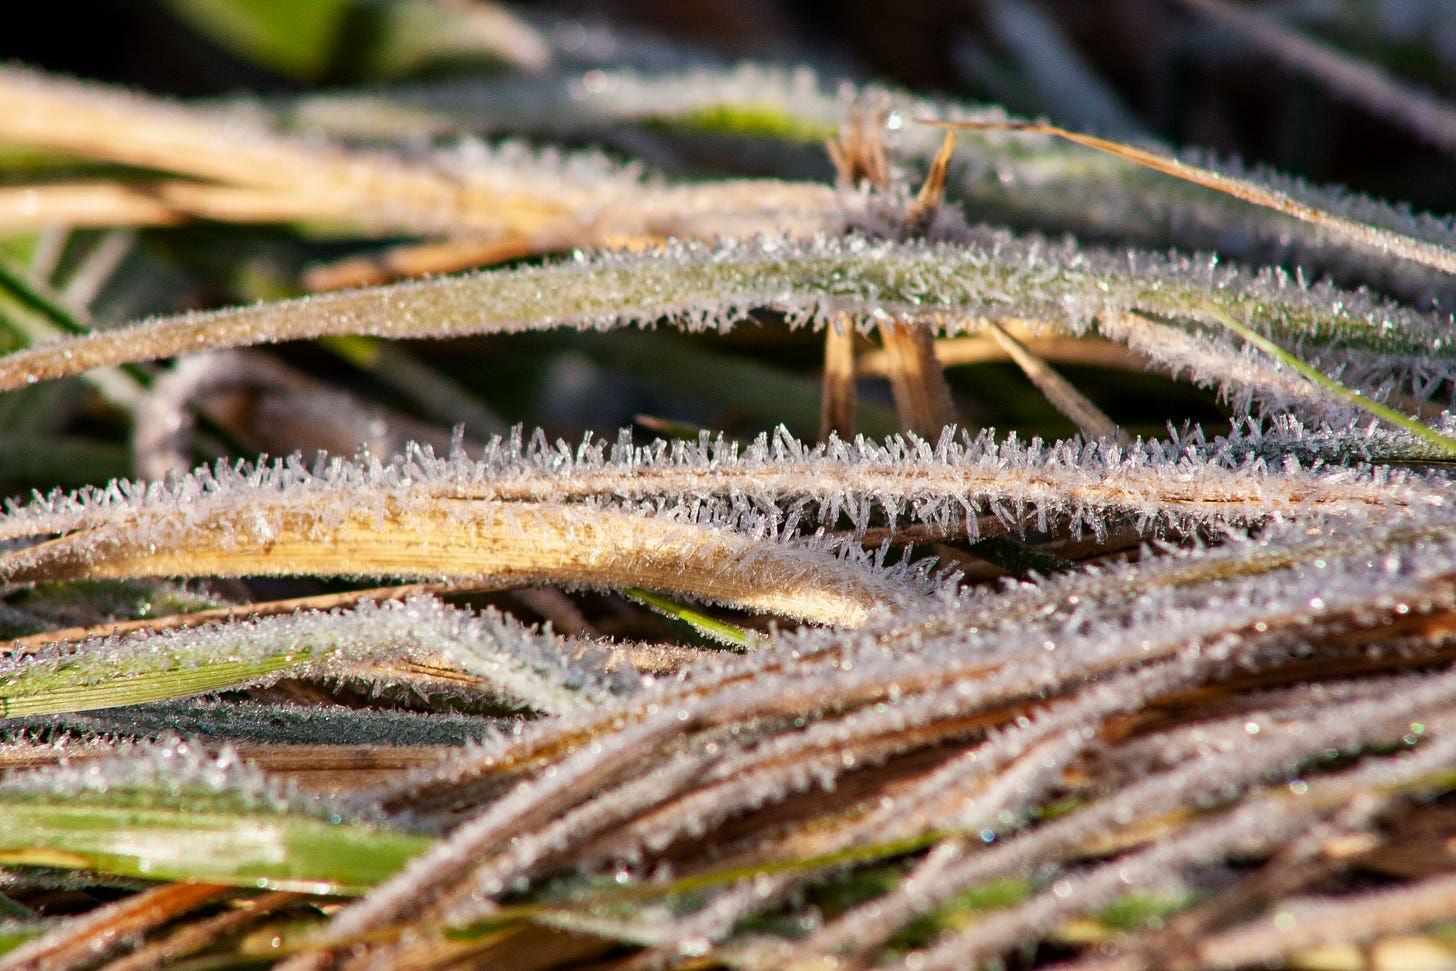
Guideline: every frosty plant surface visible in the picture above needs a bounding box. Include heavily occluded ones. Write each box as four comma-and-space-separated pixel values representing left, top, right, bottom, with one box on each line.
2, 17, 1456, 971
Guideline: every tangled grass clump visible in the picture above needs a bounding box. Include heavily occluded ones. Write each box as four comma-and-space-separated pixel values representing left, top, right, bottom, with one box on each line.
2, 5, 1456, 969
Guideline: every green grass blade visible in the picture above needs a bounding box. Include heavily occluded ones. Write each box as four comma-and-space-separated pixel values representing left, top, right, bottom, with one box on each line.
0, 648, 311, 718
624, 588, 755, 647
0, 800, 432, 894
1198, 303, 1456, 457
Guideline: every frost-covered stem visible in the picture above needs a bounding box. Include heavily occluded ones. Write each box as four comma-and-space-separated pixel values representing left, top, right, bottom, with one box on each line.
7, 432, 1427, 557
0, 236, 1446, 413
0, 597, 627, 718
820, 315, 858, 440
0, 499, 911, 627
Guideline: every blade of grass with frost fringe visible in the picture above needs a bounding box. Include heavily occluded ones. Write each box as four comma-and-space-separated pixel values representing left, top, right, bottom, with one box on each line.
926, 119, 1456, 277
0, 582, 506, 658
0, 596, 625, 718
0, 800, 432, 893
0, 644, 307, 718
1192, 304, 1456, 457
0, 493, 911, 627
411, 428, 1439, 533
1222, 418, 1456, 466
0, 235, 1445, 412
0, 740, 434, 893
1, 699, 505, 747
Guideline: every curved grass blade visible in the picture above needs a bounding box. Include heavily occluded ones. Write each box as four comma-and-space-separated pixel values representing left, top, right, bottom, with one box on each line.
0, 496, 911, 628
624, 588, 755, 648
0, 235, 1446, 418
0, 596, 626, 719
1192, 304, 1456, 457
925, 119, 1456, 277
0, 740, 434, 894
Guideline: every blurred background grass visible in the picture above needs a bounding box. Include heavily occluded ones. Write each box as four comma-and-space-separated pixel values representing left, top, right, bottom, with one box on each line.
4, 0, 1453, 210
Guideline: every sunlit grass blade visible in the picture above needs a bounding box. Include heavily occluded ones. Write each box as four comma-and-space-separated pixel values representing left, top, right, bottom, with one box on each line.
624, 588, 755, 648
0, 498, 912, 627
0, 644, 308, 718
1191, 305, 1456, 458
